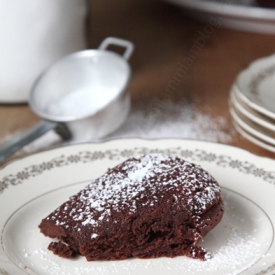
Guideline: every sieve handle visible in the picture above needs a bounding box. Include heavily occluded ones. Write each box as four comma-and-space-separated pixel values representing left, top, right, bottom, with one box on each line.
98, 37, 134, 60
0, 120, 70, 166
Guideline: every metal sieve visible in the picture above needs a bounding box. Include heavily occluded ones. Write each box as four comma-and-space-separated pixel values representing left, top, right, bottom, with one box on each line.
0, 37, 134, 165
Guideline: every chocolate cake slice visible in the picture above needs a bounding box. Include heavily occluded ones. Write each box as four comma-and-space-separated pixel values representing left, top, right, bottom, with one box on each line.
39, 154, 224, 261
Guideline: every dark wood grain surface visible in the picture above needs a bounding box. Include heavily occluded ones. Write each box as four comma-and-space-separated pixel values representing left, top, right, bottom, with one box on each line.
1, 0, 275, 165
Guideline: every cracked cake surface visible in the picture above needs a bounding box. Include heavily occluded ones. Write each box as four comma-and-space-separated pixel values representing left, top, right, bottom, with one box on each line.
39, 153, 224, 261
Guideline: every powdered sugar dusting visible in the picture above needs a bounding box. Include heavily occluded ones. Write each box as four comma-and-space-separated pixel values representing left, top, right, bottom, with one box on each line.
127, 158, 154, 182
18, 186, 271, 275
0, 101, 235, 166
47, 154, 221, 241
109, 101, 236, 143
26, 222, 264, 275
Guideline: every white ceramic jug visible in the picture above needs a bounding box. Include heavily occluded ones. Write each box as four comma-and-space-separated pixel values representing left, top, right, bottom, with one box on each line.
0, 0, 87, 103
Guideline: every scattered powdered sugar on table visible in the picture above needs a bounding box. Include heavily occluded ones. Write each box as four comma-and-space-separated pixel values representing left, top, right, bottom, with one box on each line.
0, 101, 236, 163
109, 100, 236, 143
0, 129, 62, 158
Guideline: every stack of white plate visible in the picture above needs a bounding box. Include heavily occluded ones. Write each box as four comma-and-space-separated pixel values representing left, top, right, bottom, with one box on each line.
229, 54, 275, 153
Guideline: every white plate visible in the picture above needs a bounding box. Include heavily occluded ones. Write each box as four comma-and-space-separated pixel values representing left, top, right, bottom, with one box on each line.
1, 139, 275, 275
161, 0, 275, 34
230, 87, 275, 132
236, 54, 275, 119
232, 120, 275, 153
229, 103, 275, 146
229, 93, 275, 152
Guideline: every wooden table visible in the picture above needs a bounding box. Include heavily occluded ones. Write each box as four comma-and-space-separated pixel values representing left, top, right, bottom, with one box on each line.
1, 0, 275, 165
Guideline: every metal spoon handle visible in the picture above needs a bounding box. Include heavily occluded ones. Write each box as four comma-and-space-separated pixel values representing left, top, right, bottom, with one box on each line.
0, 120, 58, 165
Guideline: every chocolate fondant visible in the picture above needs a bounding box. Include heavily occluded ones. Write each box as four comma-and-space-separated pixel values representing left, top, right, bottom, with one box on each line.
39, 154, 224, 261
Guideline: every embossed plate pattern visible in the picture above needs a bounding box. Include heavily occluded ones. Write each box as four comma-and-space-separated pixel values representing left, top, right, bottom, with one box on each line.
0, 139, 275, 275
236, 53, 275, 119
